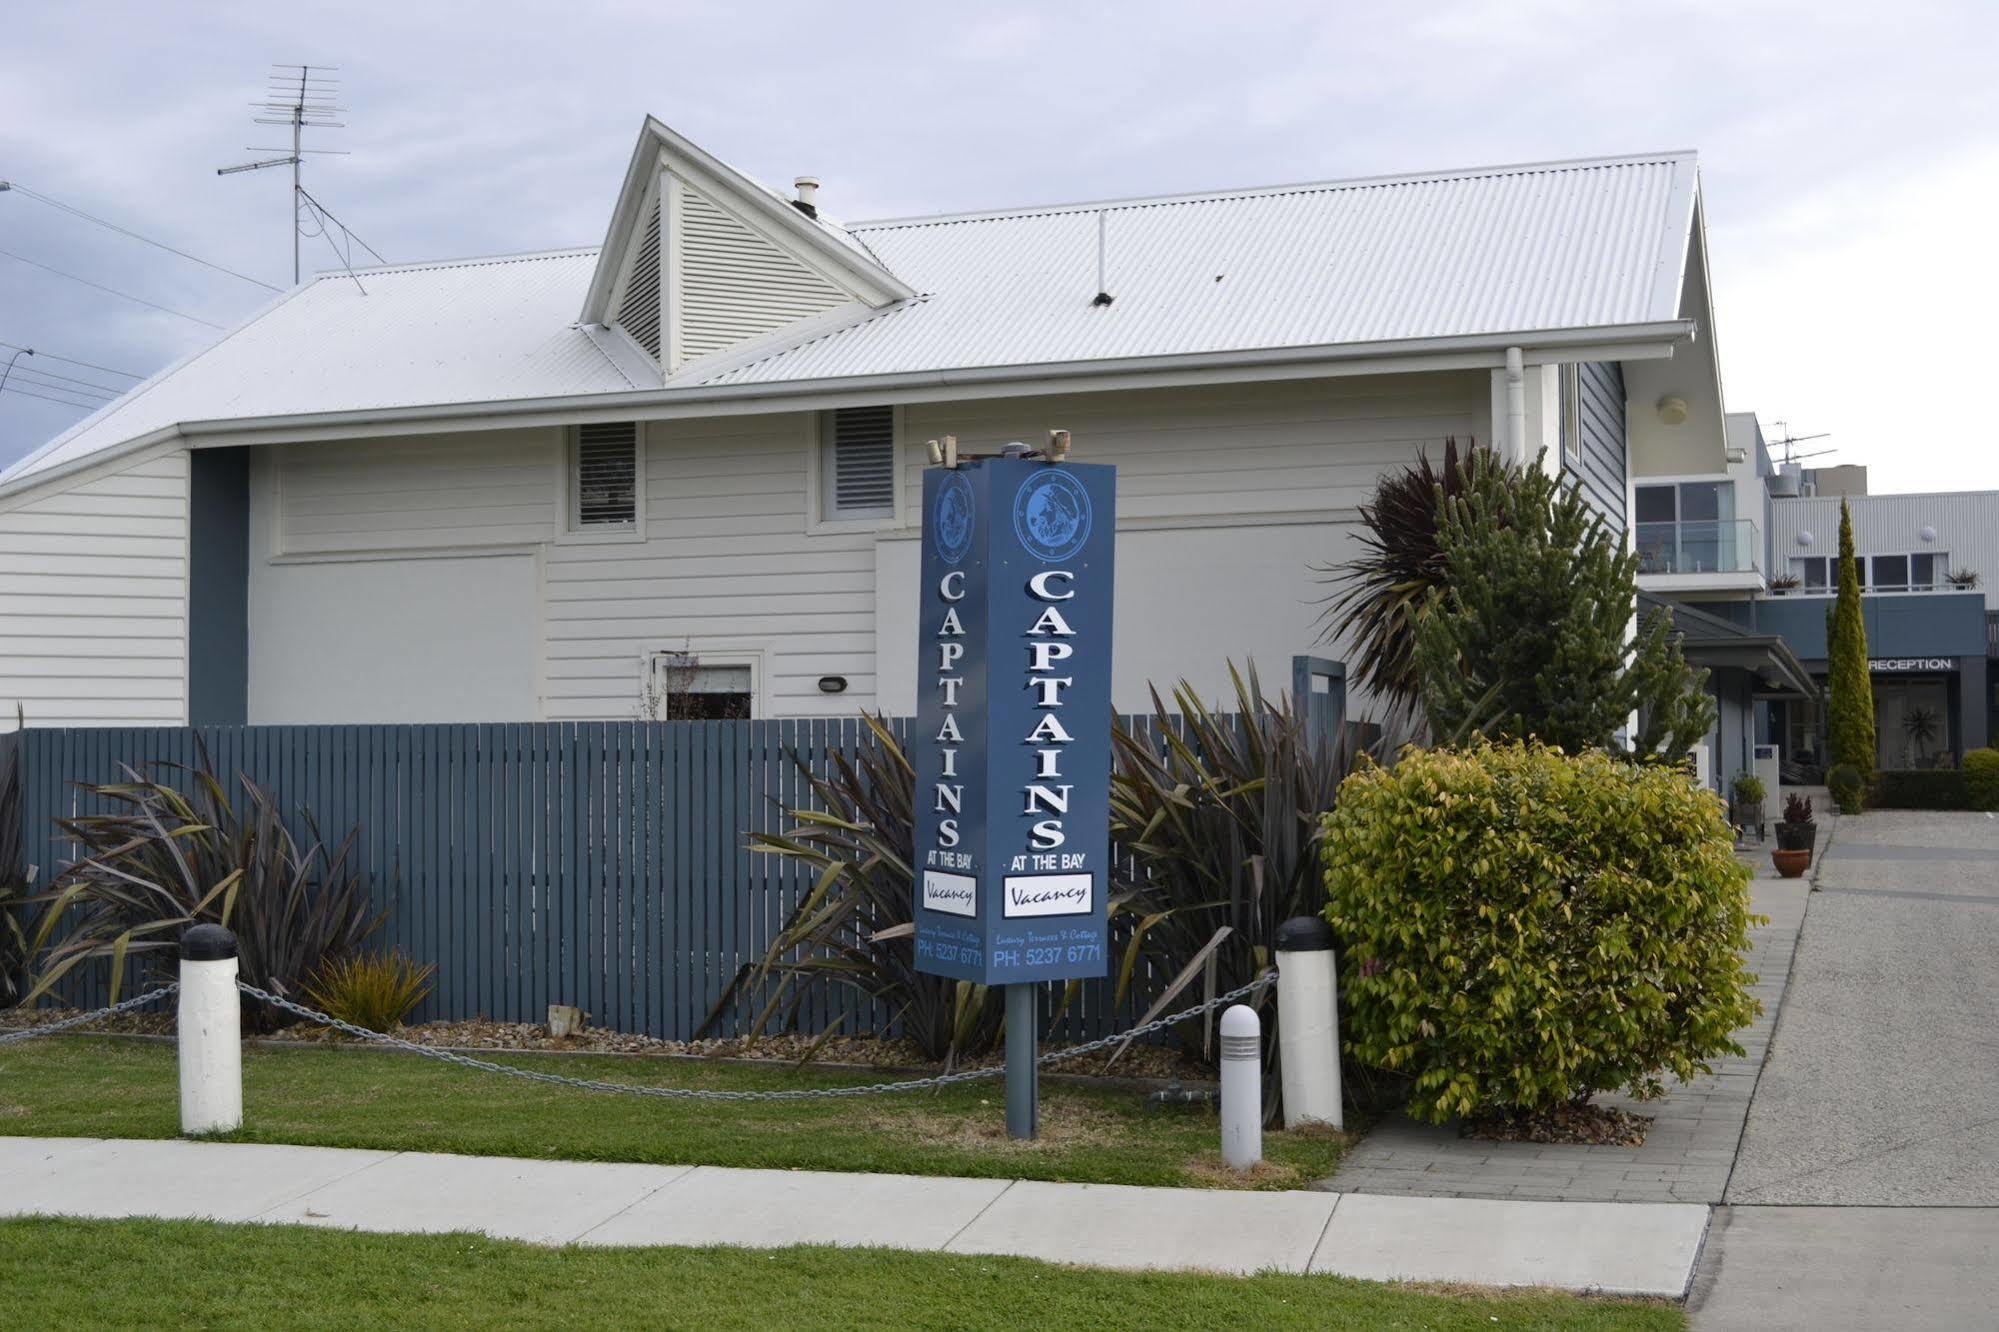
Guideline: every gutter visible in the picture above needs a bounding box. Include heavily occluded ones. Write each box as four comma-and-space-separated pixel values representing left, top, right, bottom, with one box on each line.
0, 319, 1694, 504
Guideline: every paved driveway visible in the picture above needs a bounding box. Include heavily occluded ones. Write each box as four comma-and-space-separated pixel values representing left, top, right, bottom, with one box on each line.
1725, 811, 1999, 1206
1694, 810, 1999, 1330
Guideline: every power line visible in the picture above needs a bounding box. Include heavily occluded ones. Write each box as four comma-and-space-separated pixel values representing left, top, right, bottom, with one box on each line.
0, 341, 143, 378
11, 367, 119, 400
0, 181, 281, 292
0, 247, 227, 329
1, 382, 103, 411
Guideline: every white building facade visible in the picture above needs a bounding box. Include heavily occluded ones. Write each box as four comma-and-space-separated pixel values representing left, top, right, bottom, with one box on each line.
0, 121, 1737, 728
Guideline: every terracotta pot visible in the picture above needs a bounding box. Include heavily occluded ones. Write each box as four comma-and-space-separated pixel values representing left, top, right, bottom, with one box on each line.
1771, 847, 1811, 878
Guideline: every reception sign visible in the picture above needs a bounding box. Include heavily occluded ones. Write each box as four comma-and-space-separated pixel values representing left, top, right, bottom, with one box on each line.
912, 455, 1116, 986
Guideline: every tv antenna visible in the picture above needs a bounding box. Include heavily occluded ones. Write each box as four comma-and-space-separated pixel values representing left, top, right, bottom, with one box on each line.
1766, 420, 1836, 467
216, 64, 352, 285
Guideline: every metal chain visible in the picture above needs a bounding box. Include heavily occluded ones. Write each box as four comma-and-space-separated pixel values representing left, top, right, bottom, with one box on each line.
236, 971, 1275, 1101
0, 983, 182, 1046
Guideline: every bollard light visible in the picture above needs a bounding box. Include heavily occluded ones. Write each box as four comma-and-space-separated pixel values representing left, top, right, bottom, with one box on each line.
1219, 1003, 1262, 1170
178, 924, 243, 1135
1274, 916, 1344, 1129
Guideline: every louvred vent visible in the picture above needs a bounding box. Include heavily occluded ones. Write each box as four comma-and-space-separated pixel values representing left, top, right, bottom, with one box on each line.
829, 406, 894, 516
615, 199, 663, 360
576, 422, 638, 526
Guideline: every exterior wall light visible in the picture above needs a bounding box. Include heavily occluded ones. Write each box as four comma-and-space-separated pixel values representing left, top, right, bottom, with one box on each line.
1655, 395, 1690, 426
818, 676, 848, 694
1920, 526, 1938, 543
1796, 530, 1814, 548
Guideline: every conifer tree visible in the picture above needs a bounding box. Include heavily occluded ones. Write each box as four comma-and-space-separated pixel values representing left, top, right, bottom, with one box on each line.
1826, 498, 1876, 776
1414, 451, 1714, 762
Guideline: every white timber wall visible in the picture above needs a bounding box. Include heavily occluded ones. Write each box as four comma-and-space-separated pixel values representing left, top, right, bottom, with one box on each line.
879, 373, 1486, 716
243, 371, 1484, 723
0, 448, 191, 727
248, 433, 548, 723
1771, 491, 1999, 609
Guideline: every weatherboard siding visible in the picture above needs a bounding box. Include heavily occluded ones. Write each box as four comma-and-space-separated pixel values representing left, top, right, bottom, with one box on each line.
899, 373, 1489, 527
241, 373, 1485, 723
542, 412, 881, 718
0, 449, 190, 726
1566, 360, 1627, 530
675, 182, 851, 366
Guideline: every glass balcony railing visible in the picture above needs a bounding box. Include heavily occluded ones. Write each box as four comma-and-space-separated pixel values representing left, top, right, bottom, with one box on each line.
1635, 519, 1762, 576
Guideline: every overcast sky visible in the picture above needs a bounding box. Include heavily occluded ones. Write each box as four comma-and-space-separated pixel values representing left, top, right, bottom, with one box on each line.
3, 1, 1995, 491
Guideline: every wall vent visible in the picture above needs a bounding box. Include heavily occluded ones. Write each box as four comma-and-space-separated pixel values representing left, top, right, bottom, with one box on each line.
823, 406, 895, 519
575, 422, 639, 528
614, 199, 663, 361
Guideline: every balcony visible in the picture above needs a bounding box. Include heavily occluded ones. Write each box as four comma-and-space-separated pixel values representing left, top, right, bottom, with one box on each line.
1635, 519, 1763, 590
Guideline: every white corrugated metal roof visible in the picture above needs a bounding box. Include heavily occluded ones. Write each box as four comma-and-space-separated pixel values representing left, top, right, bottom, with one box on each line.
701, 152, 1697, 386
4, 249, 630, 487
2, 148, 1699, 493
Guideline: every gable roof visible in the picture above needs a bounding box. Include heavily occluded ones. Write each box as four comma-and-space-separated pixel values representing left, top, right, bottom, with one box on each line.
693, 150, 1699, 387
581, 116, 913, 329
1, 135, 1704, 498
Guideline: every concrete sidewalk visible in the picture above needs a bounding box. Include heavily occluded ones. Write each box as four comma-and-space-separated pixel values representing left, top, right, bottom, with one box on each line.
0, 1135, 1709, 1297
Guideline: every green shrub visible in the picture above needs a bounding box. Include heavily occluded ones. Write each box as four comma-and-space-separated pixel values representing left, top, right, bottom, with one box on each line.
305, 951, 434, 1031
1966, 749, 1999, 812
1871, 769, 1977, 811
1827, 763, 1866, 814
1826, 500, 1875, 779
1731, 771, 1765, 804
1323, 742, 1760, 1122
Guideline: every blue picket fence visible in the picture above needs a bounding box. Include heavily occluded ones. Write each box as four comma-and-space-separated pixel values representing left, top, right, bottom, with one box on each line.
9, 718, 1161, 1041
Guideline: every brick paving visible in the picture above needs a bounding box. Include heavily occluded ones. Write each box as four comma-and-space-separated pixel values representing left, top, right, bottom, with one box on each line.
1318, 848, 1811, 1203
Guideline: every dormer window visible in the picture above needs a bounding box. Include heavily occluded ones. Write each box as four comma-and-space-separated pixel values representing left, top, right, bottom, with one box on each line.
571, 422, 640, 532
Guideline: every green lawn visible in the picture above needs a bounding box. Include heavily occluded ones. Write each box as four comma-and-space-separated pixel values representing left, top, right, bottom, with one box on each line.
0, 1036, 1344, 1189
3, 1217, 1684, 1330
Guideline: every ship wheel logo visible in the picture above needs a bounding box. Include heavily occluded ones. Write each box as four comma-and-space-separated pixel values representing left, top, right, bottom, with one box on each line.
1012, 469, 1093, 563
930, 472, 975, 565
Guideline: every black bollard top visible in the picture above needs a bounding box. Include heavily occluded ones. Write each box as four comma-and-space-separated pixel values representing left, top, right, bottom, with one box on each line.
1273, 915, 1335, 953
180, 923, 238, 961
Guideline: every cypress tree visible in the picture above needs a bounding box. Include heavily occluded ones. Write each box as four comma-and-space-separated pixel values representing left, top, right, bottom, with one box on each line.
1413, 450, 1714, 762
1826, 498, 1876, 777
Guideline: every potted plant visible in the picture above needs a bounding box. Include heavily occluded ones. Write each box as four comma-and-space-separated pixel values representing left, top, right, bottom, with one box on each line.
1771, 843, 1812, 877
1903, 707, 1939, 767
1775, 793, 1816, 860
1947, 568, 1981, 590
1730, 771, 1766, 840
1767, 572, 1803, 595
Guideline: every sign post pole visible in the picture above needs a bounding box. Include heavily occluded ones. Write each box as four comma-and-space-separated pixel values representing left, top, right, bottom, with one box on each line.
910, 438, 1116, 1144
1005, 983, 1039, 1139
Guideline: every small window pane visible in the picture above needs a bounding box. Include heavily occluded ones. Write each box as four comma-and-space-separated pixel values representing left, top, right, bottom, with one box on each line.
1911, 552, 1945, 589
1872, 555, 1908, 591
1795, 556, 1828, 591
1561, 364, 1582, 464
1635, 486, 1677, 524
1677, 481, 1728, 523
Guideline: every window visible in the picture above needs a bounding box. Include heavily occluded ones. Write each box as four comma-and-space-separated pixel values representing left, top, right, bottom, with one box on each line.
1559, 363, 1582, 464
1910, 552, 1947, 590
821, 406, 896, 521
572, 422, 639, 530
1870, 554, 1909, 592
1792, 556, 1830, 591
644, 654, 752, 719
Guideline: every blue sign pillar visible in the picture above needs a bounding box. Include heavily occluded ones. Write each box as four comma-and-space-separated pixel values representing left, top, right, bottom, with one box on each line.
913, 453, 1116, 1136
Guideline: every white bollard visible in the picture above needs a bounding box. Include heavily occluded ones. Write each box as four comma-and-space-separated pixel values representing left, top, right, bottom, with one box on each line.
1275, 916, 1344, 1130
1219, 1003, 1263, 1170
178, 924, 242, 1135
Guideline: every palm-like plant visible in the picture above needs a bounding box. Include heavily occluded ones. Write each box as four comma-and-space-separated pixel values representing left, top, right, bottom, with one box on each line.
1315, 437, 1487, 721
739, 715, 1003, 1065
1, 722, 27, 1006
1104, 663, 1388, 1106
21, 756, 384, 1031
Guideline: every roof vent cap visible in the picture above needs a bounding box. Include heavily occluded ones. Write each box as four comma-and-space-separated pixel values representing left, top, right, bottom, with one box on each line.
792, 176, 820, 219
